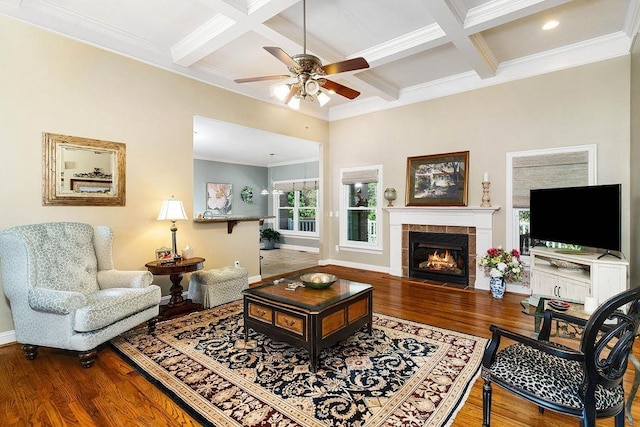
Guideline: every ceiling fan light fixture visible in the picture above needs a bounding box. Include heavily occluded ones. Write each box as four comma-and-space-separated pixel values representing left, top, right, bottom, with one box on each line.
274, 84, 290, 101
317, 91, 331, 106
304, 79, 320, 96
234, 0, 369, 108
288, 96, 301, 110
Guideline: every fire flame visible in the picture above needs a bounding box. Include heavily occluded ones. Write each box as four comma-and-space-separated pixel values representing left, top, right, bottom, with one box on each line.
424, 250, 456, 270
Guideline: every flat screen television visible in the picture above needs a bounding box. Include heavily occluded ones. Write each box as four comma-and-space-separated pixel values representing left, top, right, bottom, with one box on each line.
529, 184, 622, 254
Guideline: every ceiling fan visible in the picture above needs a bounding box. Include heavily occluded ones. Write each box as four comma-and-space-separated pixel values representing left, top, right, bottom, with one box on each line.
233, 0, 369, 107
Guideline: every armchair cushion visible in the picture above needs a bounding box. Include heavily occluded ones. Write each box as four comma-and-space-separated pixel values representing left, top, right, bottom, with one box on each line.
491, 342, 624, 411
75, 286, 161, 332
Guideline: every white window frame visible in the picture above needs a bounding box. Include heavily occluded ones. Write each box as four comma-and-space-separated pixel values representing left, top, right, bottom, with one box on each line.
338, 165, 383, 253
274, 182, 318, 237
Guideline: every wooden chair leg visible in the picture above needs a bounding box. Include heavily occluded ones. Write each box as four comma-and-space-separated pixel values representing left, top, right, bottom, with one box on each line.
22, 344, 38, 360
78, 349, 97, 368
482, 380, 492, 427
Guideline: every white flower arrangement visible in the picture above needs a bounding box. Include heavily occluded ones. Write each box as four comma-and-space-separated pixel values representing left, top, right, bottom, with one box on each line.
479, 246, 523, 282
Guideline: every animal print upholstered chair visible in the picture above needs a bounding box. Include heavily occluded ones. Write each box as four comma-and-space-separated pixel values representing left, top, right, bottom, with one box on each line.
0, 222, 161, 368
481, 286, 640, 427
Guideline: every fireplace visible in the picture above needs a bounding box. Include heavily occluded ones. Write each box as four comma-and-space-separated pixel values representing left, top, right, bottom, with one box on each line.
409, 231, 469, 285
387, 206, 499, 290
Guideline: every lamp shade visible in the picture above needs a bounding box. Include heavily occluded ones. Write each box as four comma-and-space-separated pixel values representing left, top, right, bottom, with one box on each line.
317, 91, 331, 106
157, 198, 187, 221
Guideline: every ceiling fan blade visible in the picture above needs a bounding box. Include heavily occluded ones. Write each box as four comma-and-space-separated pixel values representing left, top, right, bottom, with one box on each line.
264, 47, 298, 68
321, 57, 369, 75
283, 85, 298, 105
322, 79, 360, 100
234, 75, 290, 83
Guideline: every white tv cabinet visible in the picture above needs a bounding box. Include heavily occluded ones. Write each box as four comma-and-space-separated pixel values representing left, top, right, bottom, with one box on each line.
529, 247, 628, 304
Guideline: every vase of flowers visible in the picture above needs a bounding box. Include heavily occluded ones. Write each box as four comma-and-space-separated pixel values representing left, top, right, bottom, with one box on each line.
479, 246, 523, 299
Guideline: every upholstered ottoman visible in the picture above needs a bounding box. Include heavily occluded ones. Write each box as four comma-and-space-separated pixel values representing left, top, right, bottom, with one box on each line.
188, 266, 248, 308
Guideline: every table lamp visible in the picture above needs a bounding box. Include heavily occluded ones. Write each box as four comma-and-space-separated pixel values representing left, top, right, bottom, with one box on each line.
157, 195, 188, 260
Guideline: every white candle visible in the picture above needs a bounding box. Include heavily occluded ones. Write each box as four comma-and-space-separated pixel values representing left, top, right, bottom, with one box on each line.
483, 172, 489, 182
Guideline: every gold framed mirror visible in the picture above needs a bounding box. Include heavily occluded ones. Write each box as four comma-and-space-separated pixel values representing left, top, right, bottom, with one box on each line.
43, 132, 126, 206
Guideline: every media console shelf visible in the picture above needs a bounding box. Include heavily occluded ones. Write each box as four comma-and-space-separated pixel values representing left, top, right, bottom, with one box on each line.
530, 247, 628, 304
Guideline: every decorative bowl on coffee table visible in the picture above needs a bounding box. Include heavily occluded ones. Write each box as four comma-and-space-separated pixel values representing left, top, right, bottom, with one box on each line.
299, 273, 338, 289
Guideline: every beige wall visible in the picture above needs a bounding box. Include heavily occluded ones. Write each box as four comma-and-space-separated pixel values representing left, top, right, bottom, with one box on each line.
327, 57, 631, 271
0, 16, 329, 335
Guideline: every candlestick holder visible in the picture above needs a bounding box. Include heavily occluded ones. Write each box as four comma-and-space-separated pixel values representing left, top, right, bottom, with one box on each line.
481, 181, 491, 207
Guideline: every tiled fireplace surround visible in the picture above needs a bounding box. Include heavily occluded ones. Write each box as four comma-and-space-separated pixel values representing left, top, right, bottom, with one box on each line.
387, 206, 500, 290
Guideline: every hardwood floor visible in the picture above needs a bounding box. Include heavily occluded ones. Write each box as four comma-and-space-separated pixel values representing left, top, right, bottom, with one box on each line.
1, 264, 638, 426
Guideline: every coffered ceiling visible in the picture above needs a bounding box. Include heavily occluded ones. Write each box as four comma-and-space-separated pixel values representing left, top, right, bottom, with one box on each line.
2, 0, 638, 122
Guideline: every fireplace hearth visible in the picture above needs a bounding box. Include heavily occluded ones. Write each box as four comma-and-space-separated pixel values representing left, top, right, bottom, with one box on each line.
409, 231, 469, 286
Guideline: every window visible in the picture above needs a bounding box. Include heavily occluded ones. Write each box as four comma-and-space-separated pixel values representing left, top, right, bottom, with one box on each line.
513, 208, 530, 256
507, 145, 596, 259
275, 181, 318, 235
339, 165, 383, 252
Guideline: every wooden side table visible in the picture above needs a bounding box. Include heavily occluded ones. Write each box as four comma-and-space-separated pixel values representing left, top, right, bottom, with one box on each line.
145, 257, 205, 320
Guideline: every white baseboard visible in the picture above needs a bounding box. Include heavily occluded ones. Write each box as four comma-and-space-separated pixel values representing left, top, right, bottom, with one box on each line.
506, 283, 530, 295
0, 329, 16, 346
320, 258, 388, 273
270, 243, 319, 253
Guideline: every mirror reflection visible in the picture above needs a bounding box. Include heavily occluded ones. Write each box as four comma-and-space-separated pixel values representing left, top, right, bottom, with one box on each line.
59, 147, 114, 194
43, 133, 126, 206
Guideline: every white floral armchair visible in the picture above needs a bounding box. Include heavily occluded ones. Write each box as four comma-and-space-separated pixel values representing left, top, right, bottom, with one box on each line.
0, 222, 161, 368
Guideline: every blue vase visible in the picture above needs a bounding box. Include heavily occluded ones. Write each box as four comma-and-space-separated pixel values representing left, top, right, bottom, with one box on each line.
490, 277, 506, 299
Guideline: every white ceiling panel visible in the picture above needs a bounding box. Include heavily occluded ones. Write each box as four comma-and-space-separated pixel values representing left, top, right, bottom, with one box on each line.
2, 0, 637, 163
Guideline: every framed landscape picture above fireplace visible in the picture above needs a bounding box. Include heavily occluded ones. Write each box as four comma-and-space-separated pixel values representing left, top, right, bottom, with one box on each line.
406, 151, 469, 206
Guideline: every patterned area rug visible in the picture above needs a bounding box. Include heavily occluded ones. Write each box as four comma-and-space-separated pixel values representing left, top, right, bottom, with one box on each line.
111, 301, 487, 426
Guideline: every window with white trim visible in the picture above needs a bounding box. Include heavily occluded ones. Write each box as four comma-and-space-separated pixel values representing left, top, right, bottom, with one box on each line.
507, 145, 596, 259
339, 165, 383, 252
275, 180, 318, 236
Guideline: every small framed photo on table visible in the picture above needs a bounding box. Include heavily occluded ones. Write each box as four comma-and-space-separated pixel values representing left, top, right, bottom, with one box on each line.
155, 247, 173, 262
406, 151, 469, 206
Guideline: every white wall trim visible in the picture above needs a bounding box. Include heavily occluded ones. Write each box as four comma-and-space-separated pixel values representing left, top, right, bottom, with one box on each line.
273, 243, 319, 253
0, 329, 16, 346
320, 258, 389, 274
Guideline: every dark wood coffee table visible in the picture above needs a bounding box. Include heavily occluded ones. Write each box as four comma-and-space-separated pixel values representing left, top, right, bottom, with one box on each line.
242, 278, 373, 372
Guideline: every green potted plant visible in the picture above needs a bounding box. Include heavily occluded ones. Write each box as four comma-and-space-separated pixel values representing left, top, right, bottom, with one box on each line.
260, 227, 281, 250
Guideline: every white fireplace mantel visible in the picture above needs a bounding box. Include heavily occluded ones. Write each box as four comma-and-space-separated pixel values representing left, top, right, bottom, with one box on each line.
386, 206, 500, 290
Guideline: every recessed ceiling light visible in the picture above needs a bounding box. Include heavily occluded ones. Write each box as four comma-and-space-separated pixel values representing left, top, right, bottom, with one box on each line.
542, 20, 559, 30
